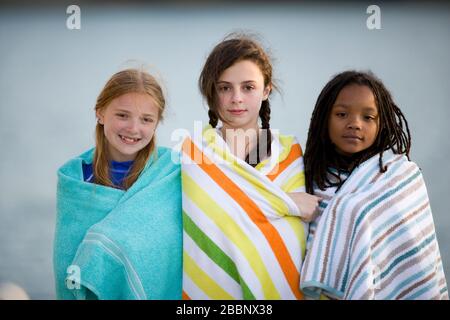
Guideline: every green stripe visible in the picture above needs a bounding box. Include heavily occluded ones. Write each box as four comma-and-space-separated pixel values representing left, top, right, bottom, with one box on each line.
183, 211, 256, 299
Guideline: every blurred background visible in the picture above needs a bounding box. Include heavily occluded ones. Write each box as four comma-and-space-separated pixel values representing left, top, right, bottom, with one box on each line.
0, 0, 449, 299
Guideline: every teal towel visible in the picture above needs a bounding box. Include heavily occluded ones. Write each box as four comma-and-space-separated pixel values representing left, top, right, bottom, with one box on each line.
53, 147, 182, 299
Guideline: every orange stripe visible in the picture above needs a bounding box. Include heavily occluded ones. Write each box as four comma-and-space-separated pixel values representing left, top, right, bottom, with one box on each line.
266, 143, 302, 181
182, 290, 191, 300
183, 138, 303, 299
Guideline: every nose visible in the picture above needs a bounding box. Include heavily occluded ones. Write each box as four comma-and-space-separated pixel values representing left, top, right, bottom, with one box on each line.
125, 117, 139, 133
231, 89, 243, 104
347, 116, 362, 130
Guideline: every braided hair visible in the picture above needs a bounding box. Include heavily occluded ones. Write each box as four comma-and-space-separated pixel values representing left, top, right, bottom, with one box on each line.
199, 33, 277, 167
304, 70, 411, 194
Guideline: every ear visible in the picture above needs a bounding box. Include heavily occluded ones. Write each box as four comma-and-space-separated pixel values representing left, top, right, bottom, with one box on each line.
96, 110, 104, 125
262, 84, 272, 101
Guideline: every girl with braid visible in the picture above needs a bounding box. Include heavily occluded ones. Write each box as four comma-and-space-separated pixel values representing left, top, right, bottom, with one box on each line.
181, 34, 320, 299
300, 70, 448, 300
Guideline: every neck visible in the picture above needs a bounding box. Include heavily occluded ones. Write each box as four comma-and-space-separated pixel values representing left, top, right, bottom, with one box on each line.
220, 124, 260, 161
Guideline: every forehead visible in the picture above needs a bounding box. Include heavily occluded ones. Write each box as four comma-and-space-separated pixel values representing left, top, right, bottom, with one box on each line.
109, 92, 159, 115
218, 60, 264, 82
333, 84, 377, 110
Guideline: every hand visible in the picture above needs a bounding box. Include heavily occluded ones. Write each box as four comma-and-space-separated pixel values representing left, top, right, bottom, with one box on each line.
287, 192, 322, 222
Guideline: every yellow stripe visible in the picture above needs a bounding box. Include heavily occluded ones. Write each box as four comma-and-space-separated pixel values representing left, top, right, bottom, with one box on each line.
284, 217, 306, 260
183, 172, 281, 299
281, 172, 306, 192
280, 171, 306, 260
202, 128, 306, 258
183, 251, 234, 299
204, 136, 291, 218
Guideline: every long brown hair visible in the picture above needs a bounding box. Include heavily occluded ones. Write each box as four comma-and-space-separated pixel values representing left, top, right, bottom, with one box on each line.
94, 68, 165, 189
199, 33, 278, 167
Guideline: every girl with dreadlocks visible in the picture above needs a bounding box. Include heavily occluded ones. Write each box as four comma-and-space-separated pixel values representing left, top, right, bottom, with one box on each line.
300, 70, 448, 300
180, 33, 320, 299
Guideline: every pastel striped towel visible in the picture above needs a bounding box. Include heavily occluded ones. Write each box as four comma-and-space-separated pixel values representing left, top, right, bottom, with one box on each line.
301, 150, 448, 300
181, 125, 308, 300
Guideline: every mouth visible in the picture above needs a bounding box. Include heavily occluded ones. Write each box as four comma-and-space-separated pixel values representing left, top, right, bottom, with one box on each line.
227, 109, 247, 116
119, 134, 141, 144
342, 135, 363, 141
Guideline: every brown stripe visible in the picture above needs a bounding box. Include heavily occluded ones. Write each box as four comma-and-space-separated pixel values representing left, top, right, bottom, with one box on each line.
380, 233, 437, 292
352, 167, 423, 252
369, 155, 403, 184
371, 200, 429, 250
396, 269, 437, 299
346, 255, 370, 297
319, 197, 342, 283
333, 163, 418, 289
361, 239, 437, 299
378, 222, 435, 272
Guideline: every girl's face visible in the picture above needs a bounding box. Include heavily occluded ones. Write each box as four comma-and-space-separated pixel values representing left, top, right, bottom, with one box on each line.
97, 92, 159, 162
328, 84, 379, 156
216, 60, 271, 131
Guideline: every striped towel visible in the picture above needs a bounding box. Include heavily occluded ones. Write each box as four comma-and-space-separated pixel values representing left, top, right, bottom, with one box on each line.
181, 125, 307, 300
301, 150, 448, 300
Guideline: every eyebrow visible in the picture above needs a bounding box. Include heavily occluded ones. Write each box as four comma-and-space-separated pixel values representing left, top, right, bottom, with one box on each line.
115, 109, 157, 117
333, 104, 378, 112
217, 80, 257, 85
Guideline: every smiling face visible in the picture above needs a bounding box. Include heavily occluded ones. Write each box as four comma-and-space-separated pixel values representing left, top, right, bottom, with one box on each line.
216, 59, 271, 131
96, 92, 160, 162
328, 84, 380, 156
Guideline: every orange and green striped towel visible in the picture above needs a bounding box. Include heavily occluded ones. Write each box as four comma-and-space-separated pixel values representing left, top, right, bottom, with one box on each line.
181, 126, 307, 300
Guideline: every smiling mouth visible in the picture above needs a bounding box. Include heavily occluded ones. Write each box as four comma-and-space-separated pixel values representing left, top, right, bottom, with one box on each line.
119, 135, 141, 144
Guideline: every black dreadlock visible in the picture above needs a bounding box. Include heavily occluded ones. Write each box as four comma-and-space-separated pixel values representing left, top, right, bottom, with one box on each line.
304, 70, 411, 194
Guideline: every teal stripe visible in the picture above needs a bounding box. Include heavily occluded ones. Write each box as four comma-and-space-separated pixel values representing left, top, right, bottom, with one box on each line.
346, 197, 429, 294
405, 278, 438, 300
332, 155, 404, 291
346, 209, 430, 298
183, 211, 256, 300
372, 208, 430, 259
380, 233, 436, 280
354, 170, 421, 234
372, 194, 427, 241
347, 230, 436, 299
348, 231, 435, 299
341, 169, 421, 291
385, 262, 436, 299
